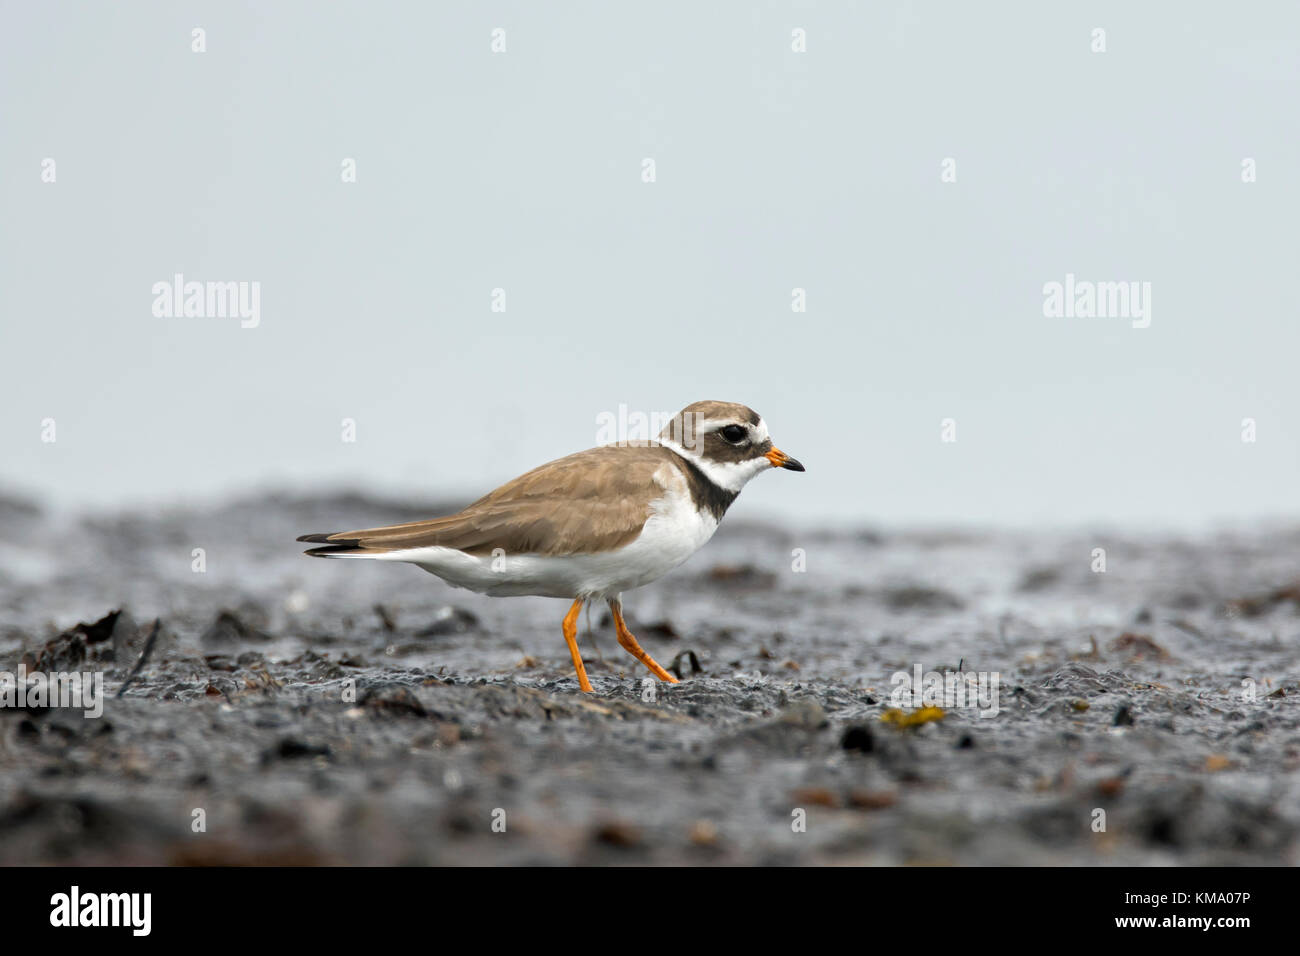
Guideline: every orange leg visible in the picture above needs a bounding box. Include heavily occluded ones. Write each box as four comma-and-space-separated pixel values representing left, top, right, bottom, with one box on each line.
608, 599, 680, 684
562, 598, 593, 692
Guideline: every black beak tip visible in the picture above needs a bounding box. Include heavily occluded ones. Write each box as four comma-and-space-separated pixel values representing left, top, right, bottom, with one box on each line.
783, 457, 805, 472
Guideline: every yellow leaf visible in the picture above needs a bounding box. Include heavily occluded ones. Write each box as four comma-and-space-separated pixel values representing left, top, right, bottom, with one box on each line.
880, 706, 946, 728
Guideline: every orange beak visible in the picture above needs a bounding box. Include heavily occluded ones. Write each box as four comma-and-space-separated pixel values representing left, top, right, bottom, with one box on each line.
765, 447, 805, 471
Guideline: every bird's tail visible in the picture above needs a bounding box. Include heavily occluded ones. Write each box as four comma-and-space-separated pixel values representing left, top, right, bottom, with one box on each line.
296, 532, 376, 558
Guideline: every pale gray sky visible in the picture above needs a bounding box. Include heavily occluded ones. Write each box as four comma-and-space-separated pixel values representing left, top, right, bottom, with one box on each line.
2, 1, 1297, 528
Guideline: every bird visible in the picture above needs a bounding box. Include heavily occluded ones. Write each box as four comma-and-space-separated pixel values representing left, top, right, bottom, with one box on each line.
297, 400, 804, 692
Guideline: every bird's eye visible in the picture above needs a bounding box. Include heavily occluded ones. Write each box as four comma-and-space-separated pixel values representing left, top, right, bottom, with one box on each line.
720, 425, 747, 444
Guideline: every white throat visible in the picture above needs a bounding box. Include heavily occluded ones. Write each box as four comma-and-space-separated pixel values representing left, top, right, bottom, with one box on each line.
657, 437, 772, 494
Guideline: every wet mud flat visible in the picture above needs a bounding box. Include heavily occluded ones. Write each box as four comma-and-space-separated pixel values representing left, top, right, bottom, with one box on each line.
1, 492, 1298, 865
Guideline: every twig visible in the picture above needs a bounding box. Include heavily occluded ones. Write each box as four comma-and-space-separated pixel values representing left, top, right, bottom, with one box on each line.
116, 618, 161, 698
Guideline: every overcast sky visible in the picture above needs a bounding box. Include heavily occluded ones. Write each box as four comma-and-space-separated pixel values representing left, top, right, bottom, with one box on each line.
2, 1, 1296, 529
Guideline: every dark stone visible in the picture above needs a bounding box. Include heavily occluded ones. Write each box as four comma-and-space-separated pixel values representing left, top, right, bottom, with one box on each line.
841, 725, 875, 753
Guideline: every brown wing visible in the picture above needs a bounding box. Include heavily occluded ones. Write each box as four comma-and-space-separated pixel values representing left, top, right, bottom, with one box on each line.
298, 445, 677, 557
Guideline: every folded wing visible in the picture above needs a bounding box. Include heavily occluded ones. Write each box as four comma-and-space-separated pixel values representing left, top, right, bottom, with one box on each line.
298, 445, 673, 558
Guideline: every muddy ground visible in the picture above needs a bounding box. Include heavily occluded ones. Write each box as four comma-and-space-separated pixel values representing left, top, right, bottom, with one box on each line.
0, 491, 1297, 865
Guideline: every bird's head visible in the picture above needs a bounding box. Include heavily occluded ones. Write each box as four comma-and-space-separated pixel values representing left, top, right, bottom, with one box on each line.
657, 400, 804, 492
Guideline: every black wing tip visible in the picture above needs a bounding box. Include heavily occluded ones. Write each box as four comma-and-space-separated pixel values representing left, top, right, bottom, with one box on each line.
304, 544, 363, 557
299, 531, 368, 556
